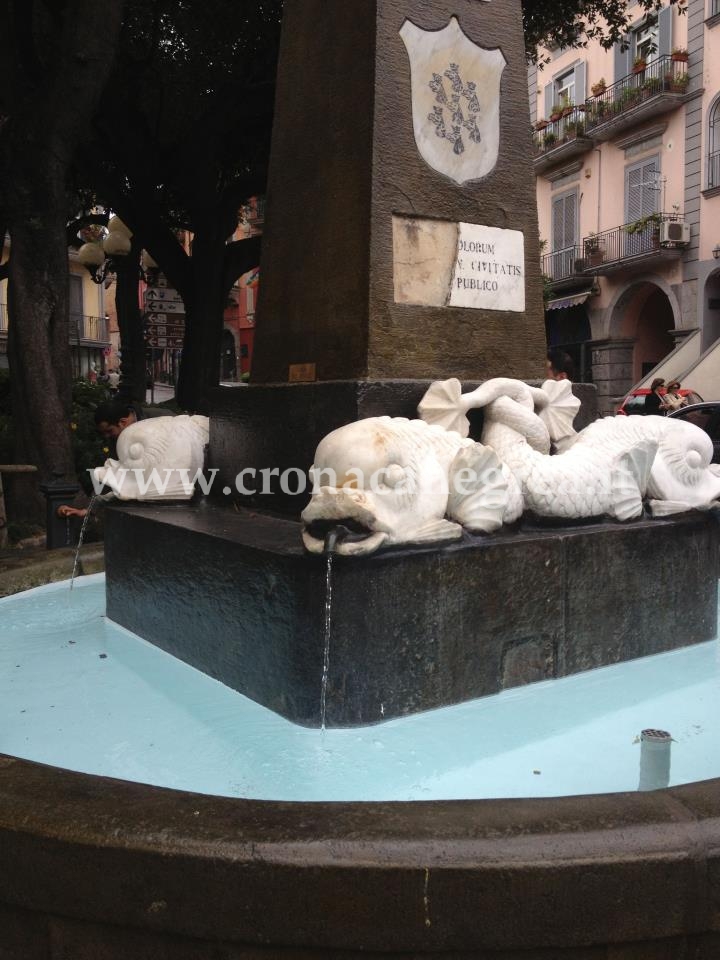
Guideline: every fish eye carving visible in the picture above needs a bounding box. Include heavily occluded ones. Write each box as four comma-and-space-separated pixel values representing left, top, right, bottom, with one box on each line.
383, 464, 406, 488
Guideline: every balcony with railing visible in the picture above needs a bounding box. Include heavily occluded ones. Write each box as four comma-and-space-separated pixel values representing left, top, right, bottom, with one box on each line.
575, 213, 688, 276
70, 314, 109, 344
541, 245, 590, 294
0, 308, 108, 344
584, 55, 690, 141
533, 106, 594, 173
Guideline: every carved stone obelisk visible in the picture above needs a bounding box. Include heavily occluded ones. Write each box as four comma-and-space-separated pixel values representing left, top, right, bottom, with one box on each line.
250, 0, 546, 383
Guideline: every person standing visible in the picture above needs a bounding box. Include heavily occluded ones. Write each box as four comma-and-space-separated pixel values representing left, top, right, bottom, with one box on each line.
644, 378, 665, 415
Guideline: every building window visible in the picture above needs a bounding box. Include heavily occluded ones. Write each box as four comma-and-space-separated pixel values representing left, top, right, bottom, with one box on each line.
709, 99, 720, 189
634, 16, 659, 62
556, 69, 575, 106
550, 189, 578, 279
711, 0, 720, 18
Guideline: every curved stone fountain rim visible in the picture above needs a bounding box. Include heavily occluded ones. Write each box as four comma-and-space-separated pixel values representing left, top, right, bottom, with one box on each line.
1, 753, 719, 952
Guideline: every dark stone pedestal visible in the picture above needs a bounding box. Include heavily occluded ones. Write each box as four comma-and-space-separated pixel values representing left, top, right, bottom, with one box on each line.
210, 379, 598, 514
105, 504, 718, 728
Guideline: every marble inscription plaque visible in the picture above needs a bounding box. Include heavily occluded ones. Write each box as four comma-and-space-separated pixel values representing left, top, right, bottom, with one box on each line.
393, 216, 525, 312
450, 222, 525, 312
400, 17, 504, 185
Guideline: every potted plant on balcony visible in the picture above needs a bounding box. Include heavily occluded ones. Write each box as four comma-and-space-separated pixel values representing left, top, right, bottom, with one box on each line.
671, 72, 689, 93
535, 118, 549, 132
632, 55, 647, 74
625, 212, 662, 248
591, 78, 607, 97
642, 76, 662, 98
561, 99, 575, 118
564, 118, 585, 138
584, 233, 605, 266
549, 102, 564, 122
542, 130, 557, 148
671, 47, 688, 62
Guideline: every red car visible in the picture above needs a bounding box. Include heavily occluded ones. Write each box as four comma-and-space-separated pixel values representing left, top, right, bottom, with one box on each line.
616, 388, 703, 416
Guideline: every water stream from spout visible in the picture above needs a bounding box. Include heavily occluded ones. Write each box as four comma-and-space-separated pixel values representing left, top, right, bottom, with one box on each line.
320, 551, 333, 732
70, 497, 98, 591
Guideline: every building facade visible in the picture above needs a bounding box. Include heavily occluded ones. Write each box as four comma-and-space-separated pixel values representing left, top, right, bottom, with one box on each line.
0, 239, 110, 377
531, 0, 720, 413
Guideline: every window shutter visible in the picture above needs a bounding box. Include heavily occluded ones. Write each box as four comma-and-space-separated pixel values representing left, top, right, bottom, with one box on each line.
544, 82, 554, 119
552, 192, 577, 250
625, 166, 643, 222
574, 61, 586, 104
614, 39, 630, 82
642, 158, 660, 215
658, 5, 672, 58
564, 194, 577, 247
552, 196, 565, 250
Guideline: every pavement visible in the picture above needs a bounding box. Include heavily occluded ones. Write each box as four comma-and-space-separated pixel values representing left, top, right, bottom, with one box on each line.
146, 383, 175, 404
0, 543, 105, 598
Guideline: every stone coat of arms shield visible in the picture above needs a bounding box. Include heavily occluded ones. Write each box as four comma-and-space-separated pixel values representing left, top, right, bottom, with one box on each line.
400, 17, 505, 185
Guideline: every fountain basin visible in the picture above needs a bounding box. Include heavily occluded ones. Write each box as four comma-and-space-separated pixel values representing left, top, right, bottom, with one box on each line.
2, 576, 720, 954
105, 503, 719, 727
1, 751, 720, 956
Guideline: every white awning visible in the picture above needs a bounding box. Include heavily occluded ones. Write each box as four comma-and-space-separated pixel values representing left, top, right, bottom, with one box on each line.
546, 291, 593, 311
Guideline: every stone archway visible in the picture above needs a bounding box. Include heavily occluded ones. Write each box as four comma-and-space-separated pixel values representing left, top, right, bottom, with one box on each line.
607, 278, 678, 384
221, 328, 237, 381
701, 267, 720, 351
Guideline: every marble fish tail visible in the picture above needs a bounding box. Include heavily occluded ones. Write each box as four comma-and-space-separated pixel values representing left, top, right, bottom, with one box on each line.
417, 377, 580, 447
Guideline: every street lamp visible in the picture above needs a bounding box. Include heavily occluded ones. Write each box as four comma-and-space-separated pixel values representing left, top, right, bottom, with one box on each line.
77, 216, 132, 283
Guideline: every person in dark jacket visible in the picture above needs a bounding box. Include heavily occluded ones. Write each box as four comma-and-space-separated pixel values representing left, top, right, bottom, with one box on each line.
644, 378, 665, 415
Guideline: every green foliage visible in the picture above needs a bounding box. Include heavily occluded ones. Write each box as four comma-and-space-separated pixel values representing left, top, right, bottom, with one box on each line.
70, 379, 112, 494
624, 212, 662, 235
526, 0, 686, 63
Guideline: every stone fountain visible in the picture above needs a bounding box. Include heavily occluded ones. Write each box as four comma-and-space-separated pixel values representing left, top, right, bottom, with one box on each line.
2, 0, 720, 955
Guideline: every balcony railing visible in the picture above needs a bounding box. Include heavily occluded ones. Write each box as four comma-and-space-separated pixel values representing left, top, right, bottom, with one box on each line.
577, 214, 686, 274
71, 314, 109, 344
542, 246, 581, 282
534, 106, 589, 158
709, 150, 720, 190
0, 307, 107, 343
584, 55, 689, 133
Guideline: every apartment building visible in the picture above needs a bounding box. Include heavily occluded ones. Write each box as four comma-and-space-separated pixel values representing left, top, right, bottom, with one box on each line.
530, 0, 720, 413
0, 239, 110, 377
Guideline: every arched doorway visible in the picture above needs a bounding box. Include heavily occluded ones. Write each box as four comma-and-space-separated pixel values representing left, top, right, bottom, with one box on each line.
221, 328, 237, 381
702, 268, 720, 351
612, 281, 677, 383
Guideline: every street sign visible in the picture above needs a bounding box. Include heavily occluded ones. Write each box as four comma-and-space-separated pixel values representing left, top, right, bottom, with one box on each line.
145, 312, 185, 326
144, 287, 183, 304
145, 299, 185, 314
145, 324, 185, 338
147, 335, 184, 348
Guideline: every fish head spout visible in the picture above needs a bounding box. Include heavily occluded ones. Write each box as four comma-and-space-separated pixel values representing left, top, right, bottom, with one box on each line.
301, 418, 448, 556
649, 419, 720, 507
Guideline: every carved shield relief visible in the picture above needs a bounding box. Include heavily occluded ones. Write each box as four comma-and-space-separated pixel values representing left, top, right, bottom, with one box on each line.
400, 17, 505, 185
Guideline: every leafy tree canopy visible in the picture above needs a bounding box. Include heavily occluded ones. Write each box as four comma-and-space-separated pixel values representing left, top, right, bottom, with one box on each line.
522, 0, 687, 62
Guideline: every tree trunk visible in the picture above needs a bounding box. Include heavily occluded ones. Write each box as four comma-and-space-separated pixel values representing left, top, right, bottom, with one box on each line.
0, 0, 126, 493
7, 164, 75, 483
175, 229, 228, 413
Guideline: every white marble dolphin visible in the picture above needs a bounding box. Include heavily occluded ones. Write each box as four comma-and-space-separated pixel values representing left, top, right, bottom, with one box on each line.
301, 415, 522, 556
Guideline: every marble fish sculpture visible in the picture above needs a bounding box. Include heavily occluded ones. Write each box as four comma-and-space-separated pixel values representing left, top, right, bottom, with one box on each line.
419, 377, 720, 519
301, 416, 523, 556
92, 415, 210, 501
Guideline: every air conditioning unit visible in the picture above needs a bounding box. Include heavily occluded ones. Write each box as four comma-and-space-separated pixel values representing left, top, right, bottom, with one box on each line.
660, 220, 690, 245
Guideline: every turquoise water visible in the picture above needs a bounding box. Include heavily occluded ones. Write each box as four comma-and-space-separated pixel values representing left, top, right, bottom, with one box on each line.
1, 574, 719, 801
